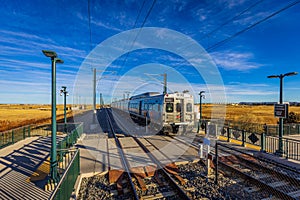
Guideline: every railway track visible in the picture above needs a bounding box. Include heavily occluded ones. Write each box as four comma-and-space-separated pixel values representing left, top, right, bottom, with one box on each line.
217, 143, 300, 200
167, 134, 300, 199
78, 108, 300, 199
106, 108, 246, 199
104, 108, 190, 199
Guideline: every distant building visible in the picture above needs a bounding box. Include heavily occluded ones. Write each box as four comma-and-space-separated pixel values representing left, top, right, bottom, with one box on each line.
238, 102, 300, 106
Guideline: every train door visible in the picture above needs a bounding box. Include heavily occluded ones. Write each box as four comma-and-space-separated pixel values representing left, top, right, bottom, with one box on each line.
174, 98, 183, 122
175, 99, 184, 122
185, 98, 194, 123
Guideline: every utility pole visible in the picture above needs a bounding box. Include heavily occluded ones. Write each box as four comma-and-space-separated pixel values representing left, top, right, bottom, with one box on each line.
124, 91, 130, 100
163, 73, 167, 95
93, 68, 96, 112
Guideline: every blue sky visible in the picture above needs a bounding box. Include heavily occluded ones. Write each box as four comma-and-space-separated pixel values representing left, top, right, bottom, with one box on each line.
1, 0, 300, 104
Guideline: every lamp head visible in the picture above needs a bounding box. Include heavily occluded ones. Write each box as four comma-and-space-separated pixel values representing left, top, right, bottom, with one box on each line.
42, 50, 57, 58
267, 75, 279, 78
284, 72, 298, 77
199, 91, 205, 95
55, 58, 64, 64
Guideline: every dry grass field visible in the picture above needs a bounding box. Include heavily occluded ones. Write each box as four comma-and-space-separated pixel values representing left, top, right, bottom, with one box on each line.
0, 104, 76, 132
198, 104, 300, 125
1, 104, 300, 132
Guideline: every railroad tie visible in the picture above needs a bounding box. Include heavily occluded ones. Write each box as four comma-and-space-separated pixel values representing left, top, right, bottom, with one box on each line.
134, 174, 147, 191
164, 163, 187, 185
109, 169, 124, 184
144, 165, 157, 177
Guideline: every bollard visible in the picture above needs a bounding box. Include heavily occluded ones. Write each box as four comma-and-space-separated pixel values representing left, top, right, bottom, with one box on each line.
199, 144, 203, 159
206, 145, 211, 178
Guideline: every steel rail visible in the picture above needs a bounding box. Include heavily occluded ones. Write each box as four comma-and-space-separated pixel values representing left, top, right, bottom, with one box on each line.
218, 160, 295, 200
107, 108, 191, 199
133, 137, 191, 200
104, 109, 139, 200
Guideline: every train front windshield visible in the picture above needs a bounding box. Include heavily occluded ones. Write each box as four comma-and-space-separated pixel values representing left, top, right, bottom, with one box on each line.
166, 102, 173, 112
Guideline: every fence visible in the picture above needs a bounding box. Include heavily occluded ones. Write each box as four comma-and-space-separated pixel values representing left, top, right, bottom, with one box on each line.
209, 122, 300, 161
266, 136, 300, 160
218, 119, 300, 136
0, 125, 31, 148
266, 124, 300, 136
49, 149, 80, 200
57, 123, 83, 156
0, 123, 83, 149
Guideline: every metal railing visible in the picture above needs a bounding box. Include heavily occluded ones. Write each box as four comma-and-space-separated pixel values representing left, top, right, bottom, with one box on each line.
57, 123, 83, 158
49, 149, 80, 200
266, 136, 300, 160
0, 123, 83, 149
0, 125, 31, 148
210, 122, 300, 161
266, 124, 300, 136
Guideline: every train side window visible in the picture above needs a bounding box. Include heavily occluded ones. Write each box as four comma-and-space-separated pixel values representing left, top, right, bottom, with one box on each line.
176, 103, 181, 112
166, 103, 173, 112
186, 103, 192, 112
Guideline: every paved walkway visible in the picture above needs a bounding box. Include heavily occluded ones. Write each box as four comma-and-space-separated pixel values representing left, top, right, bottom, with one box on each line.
0, 136, 52, 200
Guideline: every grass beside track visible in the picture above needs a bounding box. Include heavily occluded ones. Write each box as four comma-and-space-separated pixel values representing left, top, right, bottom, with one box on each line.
0, 104, 87, 132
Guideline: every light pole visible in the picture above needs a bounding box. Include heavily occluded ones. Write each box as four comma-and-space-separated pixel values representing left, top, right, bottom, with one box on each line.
42, 50, 64, 182
197, 91, 205, 133
60, 86, 68, 125
162, 73, 167, 95
267, 71, 298, 156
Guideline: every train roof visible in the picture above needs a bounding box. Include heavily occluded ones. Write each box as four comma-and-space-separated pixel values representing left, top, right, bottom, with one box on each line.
130, 92, 161, 100
130, 92, 193, 100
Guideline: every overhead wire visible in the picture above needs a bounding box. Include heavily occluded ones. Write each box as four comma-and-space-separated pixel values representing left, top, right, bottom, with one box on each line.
206, 0, 300, 52
133, 0, 146, 29
88, 0, 93, 51
200, 0, 265, 41
119, 0, 157, 68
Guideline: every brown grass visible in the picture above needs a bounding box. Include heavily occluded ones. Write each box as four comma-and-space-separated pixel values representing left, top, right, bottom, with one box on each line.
0, 104, 78, 132
2, 104, 300, 132
199, 104, 300, 125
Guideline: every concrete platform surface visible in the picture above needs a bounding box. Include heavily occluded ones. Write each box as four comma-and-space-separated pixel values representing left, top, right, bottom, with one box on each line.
0, 136, 51, 199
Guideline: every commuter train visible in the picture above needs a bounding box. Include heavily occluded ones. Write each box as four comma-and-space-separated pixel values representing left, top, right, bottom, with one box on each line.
111, 92, 194, 134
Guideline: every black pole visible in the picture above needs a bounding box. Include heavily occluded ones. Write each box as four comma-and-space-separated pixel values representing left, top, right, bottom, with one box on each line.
215, 141, 218, 185
278, 75, 284, 156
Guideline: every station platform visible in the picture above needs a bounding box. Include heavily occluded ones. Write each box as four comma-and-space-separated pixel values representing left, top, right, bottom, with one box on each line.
0, 136, 52, 199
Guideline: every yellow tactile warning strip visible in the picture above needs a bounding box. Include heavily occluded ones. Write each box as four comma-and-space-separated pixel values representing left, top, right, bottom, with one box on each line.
26, 156, 50, 182
218, 136, 261, 151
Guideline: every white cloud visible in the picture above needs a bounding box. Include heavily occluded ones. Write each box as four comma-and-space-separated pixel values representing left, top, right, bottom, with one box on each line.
92, 20, 123, 32
211, 50, 262, 71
